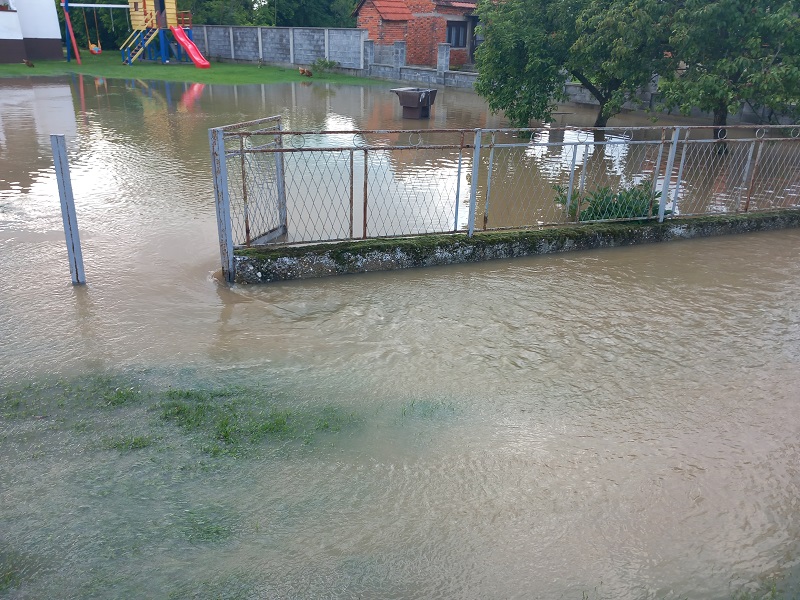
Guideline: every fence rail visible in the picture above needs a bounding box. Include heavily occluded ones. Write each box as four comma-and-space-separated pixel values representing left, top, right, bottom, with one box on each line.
209, 121, 800, 282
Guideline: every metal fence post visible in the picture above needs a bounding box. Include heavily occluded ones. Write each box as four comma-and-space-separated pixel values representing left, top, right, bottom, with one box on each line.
51, 134, 86, 285
744, 140, 765, 212
736, 140, 757, 213
566, 144, 578, 216
349, 150, 355, 239
275, 127, 288, 235
483, 131, 495, 229
453, 130, 464, 232
468, 128, 482, 237
362, 149, 368, 239
240, 136, 251, 245
209, 127, 235, 283
670, 129, 690, 216
659, 128, 681, 222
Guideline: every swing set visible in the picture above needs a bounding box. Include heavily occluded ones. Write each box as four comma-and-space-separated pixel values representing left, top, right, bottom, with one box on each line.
60, 0, 130, 64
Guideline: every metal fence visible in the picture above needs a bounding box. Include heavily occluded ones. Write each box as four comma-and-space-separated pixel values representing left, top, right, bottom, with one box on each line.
210, 120, 800, 281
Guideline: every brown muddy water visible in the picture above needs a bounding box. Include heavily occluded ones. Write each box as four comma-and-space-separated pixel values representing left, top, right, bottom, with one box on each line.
1, 76, 800, 599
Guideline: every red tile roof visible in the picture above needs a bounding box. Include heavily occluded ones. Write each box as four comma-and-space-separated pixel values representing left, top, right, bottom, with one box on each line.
373, 0, 413, 20
435, 0, 477, 8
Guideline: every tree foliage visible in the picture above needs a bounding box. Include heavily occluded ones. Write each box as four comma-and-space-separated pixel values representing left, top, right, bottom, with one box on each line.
475, 0, 666, 127
475, 0, 800, 128
177, 0, 356, 27
659, 0, 800, 128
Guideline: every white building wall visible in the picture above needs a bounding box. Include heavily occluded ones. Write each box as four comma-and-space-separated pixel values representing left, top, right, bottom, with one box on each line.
0, 11, 24, 40
17, 0, 61, 40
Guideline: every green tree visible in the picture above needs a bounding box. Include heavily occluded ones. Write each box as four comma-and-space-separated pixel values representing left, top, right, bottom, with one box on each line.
178, 0, 258, 25
178, 0, 356, 27
659, 0, 800, 131
475, 0, 667, 127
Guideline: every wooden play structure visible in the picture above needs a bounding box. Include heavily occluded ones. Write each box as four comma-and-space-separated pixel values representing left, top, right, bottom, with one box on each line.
60, 0, 209, 68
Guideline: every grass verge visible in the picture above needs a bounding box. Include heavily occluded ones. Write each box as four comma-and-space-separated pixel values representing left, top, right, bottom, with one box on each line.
0, 51, 387, 87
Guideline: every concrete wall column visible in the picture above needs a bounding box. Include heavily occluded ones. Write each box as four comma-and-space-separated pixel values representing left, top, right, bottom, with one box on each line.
393, 41, 406, 80
363, 39, 374, 73
437, 43, 450, 81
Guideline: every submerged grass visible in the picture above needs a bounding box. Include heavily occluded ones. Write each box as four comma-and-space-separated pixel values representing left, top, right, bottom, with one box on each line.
1, 372, 363, 458
159, 387, 361, 455
102, 434, 156, 451
0, 51, 385, 87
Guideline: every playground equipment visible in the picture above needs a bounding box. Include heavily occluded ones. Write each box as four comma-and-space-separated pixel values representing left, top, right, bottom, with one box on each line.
83, 7, 102, 54
119, 0, 209, 68
59, 0, 209, 68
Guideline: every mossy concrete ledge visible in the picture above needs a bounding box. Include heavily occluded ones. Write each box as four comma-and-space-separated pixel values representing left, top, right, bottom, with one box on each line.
233, 211, 800, 284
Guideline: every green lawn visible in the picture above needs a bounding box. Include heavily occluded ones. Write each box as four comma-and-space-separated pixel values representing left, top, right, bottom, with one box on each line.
0, 51, 385, 86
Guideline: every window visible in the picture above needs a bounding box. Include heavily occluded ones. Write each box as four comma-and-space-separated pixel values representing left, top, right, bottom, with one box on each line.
446, 21, 468, 48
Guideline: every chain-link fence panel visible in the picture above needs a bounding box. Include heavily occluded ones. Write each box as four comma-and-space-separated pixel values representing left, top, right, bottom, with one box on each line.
211, 123, 800, 266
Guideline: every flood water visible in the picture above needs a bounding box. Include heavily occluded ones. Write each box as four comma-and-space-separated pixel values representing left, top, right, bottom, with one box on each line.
1, 76, 800, 599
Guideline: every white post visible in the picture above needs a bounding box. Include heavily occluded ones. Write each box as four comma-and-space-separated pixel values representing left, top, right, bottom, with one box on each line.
50, 134, 86, 285
468, 129, 482, 236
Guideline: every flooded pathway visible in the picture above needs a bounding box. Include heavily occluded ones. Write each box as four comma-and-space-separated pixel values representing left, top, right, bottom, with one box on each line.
1, 76, 799, 599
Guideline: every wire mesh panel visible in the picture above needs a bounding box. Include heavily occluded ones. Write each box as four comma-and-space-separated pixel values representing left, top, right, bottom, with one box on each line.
365, 146, 468, 237
281, 149, 354, 243
476, 129, 669, 227
216, 116, 286, 247
209, 122, 800, 271
747, 139, 800, 211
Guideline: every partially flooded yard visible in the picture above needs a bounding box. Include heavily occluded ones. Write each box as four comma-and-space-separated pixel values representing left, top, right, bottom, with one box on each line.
2, 76, 800, 599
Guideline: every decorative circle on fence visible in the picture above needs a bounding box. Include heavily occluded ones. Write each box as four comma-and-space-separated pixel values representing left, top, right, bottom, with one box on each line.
756, 128, 766, 139
622, 128, 633, 140
716, 128, 727, 140
791, 128, 800, 139
407, 132, 422, 147
353, 134, 367, 148
242, 136, 253, 149
577, 130, 589, 143
290, 134, 306, 149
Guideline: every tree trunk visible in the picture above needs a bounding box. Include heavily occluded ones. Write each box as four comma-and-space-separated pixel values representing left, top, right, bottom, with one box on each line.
593, 108, 609, 128
713, 106, 728, 154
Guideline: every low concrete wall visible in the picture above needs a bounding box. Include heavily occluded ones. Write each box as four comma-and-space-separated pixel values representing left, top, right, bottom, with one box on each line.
194, 25, 367, 70
233, 211, 800, 284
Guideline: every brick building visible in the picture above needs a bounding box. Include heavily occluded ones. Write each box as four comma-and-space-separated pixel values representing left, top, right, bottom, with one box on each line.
354, 0, 478, 68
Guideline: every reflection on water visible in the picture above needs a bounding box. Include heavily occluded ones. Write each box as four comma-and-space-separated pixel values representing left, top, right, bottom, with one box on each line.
1, 76, 800, 599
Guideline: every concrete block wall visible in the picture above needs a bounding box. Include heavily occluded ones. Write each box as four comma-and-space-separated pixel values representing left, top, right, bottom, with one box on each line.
329, 29, 364, 69
262, 28, 291, 63
374, 44, 395, 65
292, 28, 325, 66
232, 27, 259, 61
194, 25, 365, 70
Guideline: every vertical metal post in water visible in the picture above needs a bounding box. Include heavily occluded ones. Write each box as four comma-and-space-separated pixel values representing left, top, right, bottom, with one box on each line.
468, 129, 482, 237
51, 134, 86, 285
658, 128, 681, 222
209, 127, 235, 283
483, 131, 496, 230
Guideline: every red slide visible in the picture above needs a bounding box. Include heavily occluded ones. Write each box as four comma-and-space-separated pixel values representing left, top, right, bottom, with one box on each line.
170, 26, 210, 69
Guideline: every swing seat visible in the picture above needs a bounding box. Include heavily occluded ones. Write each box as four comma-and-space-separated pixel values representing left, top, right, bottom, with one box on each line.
90, 44, 102, 55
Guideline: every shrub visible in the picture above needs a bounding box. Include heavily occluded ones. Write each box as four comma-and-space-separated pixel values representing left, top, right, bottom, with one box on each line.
554, 180, 669, 221
311, 58, 339, 74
